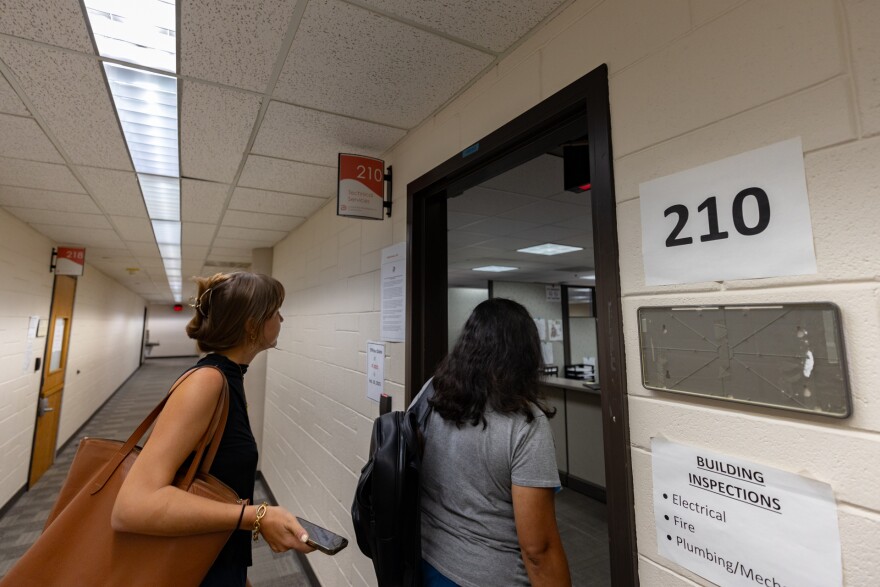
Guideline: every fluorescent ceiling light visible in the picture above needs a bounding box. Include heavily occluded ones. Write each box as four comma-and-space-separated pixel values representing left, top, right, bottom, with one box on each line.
85, 0, 183, 303
579, 271, 596, 280
140, 175, 180, 221
106, 65, 179, 177
84, 0, 176, 73
517, 243, 584, 256
472, 266, 518, 272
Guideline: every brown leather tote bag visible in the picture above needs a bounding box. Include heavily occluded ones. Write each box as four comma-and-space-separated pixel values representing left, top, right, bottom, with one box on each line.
0, 366, 245, 587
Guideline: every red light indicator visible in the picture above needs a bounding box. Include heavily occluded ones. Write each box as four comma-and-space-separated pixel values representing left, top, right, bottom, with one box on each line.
173, 304, 183, 312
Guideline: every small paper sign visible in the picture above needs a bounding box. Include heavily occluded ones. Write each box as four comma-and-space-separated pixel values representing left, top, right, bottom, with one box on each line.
366, 341, 385, 401
338, 153, 385, 220
56, 247, 85, 276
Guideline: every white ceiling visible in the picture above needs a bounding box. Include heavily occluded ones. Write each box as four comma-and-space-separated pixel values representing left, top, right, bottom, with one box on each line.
447, 153, 594, 289
0, 0, 569, 303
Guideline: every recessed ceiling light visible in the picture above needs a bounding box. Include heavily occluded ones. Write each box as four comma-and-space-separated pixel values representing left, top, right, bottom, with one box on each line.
472, 266, 518, 272
517, 243, 584, 256
578, 271, 596, 280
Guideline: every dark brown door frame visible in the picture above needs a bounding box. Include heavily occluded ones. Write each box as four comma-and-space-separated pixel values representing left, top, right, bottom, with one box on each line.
406, 64, 638, 585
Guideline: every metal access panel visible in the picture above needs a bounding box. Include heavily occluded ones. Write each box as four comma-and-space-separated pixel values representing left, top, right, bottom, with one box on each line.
638, 303, 851, 418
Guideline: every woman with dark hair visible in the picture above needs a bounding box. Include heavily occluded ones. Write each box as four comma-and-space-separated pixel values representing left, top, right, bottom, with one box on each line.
418, 298, 571, 586
112, 272, 313, 586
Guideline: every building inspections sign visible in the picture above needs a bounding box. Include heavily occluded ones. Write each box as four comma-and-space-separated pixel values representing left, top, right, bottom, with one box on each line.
652, 438, 842, 587
338, 153, 386, 220
639, 138, 817, 285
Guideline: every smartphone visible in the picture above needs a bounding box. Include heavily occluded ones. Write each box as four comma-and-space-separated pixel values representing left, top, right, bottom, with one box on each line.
296, 517, 349, 555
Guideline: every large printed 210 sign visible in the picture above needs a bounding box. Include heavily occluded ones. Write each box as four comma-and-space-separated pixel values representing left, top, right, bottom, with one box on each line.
639, 138, 816, 285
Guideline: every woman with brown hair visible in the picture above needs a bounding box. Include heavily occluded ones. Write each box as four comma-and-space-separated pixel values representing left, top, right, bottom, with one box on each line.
112, 272, 313, 586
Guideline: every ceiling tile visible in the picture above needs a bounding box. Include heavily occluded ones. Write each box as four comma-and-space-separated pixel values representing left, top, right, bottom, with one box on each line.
515, 224, 584, 242
0, 113, 63, 163
209, 246, 253, 261
274, 0, 494, 128
550, 190, 591, 207
252, 101, 406, 167
0, 185, 100, 214
554, 214, 593, 231
29, 223, 122, 247
448, 186, 536, 216
88, 247, 138, 260
5, 206, 109, 228
357, 0, 565, 53
0, 39, 132, 169
214, 236, 280, 250
447, 211, 486, 229
0, 0, 94, 53
181, 179, 229, 224
481, 154, 565, 196
238, 156, 335, 197
447, 231, 490, 248
217, 225, 287, 244
500, 200, 589, 224
183, 222, 218, 246
180, 81, 262, 183
76, 167, 146, 217
229, 186, 326, 216
457, 216, 539, 236
0, 72, 29, 115
180, 0, 298, 91
0, 156, 85, 192
181, 245, 210, 261
127, 241, 161, 258
222, 209, 305, 232
111, 216, 154, 242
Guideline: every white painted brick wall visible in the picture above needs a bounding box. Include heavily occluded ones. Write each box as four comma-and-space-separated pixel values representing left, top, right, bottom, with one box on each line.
266, 1, 880, 585
0, 208, 53, 508
0, 208, 146, 510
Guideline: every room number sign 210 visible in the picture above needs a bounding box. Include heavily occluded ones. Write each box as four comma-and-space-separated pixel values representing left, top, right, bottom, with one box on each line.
664, 187, 771, 247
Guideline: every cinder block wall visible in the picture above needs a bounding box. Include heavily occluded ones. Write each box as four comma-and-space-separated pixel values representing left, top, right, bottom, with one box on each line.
266, 1, 880, 585
0, 208, 53, 508
0, 208, 146, 509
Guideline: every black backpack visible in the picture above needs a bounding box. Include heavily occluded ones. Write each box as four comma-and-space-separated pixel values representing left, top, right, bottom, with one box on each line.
351, 380, 434, 587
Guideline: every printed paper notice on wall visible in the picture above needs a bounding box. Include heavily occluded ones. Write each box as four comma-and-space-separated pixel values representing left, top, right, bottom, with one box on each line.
380, 242, 406, 342
652, 437, 842, 587
639, 138, 817, 285
366, 341, 385, 402
338, 153, 385, 220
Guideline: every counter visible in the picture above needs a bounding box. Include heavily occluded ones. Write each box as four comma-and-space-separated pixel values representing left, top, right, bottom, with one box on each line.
540, 379, 605, 499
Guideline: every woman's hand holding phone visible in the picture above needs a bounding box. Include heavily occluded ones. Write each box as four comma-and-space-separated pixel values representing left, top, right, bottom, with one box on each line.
257, 506, 315, 554
295, 517, 349, 555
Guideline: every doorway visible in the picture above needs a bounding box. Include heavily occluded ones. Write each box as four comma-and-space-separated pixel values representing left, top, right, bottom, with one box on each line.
406, 65, 637, 585
29, 275, 77, 487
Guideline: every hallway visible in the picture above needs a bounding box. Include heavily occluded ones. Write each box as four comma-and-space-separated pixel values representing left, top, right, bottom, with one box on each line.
0, 357, 312, 586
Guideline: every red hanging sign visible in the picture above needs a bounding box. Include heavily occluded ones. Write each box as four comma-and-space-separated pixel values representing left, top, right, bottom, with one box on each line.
55, 247, 86, 276
337, 153, 386, 220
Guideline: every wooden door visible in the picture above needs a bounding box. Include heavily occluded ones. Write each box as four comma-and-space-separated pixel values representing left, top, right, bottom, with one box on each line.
29, 275, 77, 487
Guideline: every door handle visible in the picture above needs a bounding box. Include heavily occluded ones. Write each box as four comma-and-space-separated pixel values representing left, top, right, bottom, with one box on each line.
38, 397, 54, 416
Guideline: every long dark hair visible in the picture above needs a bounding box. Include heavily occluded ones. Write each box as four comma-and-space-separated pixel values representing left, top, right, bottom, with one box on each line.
186, 272, 285, 353
431, 297, 554, 427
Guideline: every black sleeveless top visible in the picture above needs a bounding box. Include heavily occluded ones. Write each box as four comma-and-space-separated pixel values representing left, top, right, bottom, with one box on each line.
193, 353, 258, 570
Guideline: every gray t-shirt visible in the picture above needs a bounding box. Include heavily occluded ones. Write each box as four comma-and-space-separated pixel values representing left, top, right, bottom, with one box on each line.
417, 388, 560, 587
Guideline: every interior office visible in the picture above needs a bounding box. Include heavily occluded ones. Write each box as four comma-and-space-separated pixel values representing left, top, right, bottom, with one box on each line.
1, 1, 879, 586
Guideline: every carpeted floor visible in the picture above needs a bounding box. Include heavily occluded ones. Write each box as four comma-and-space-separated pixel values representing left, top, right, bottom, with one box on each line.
0, 357, 313, 586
